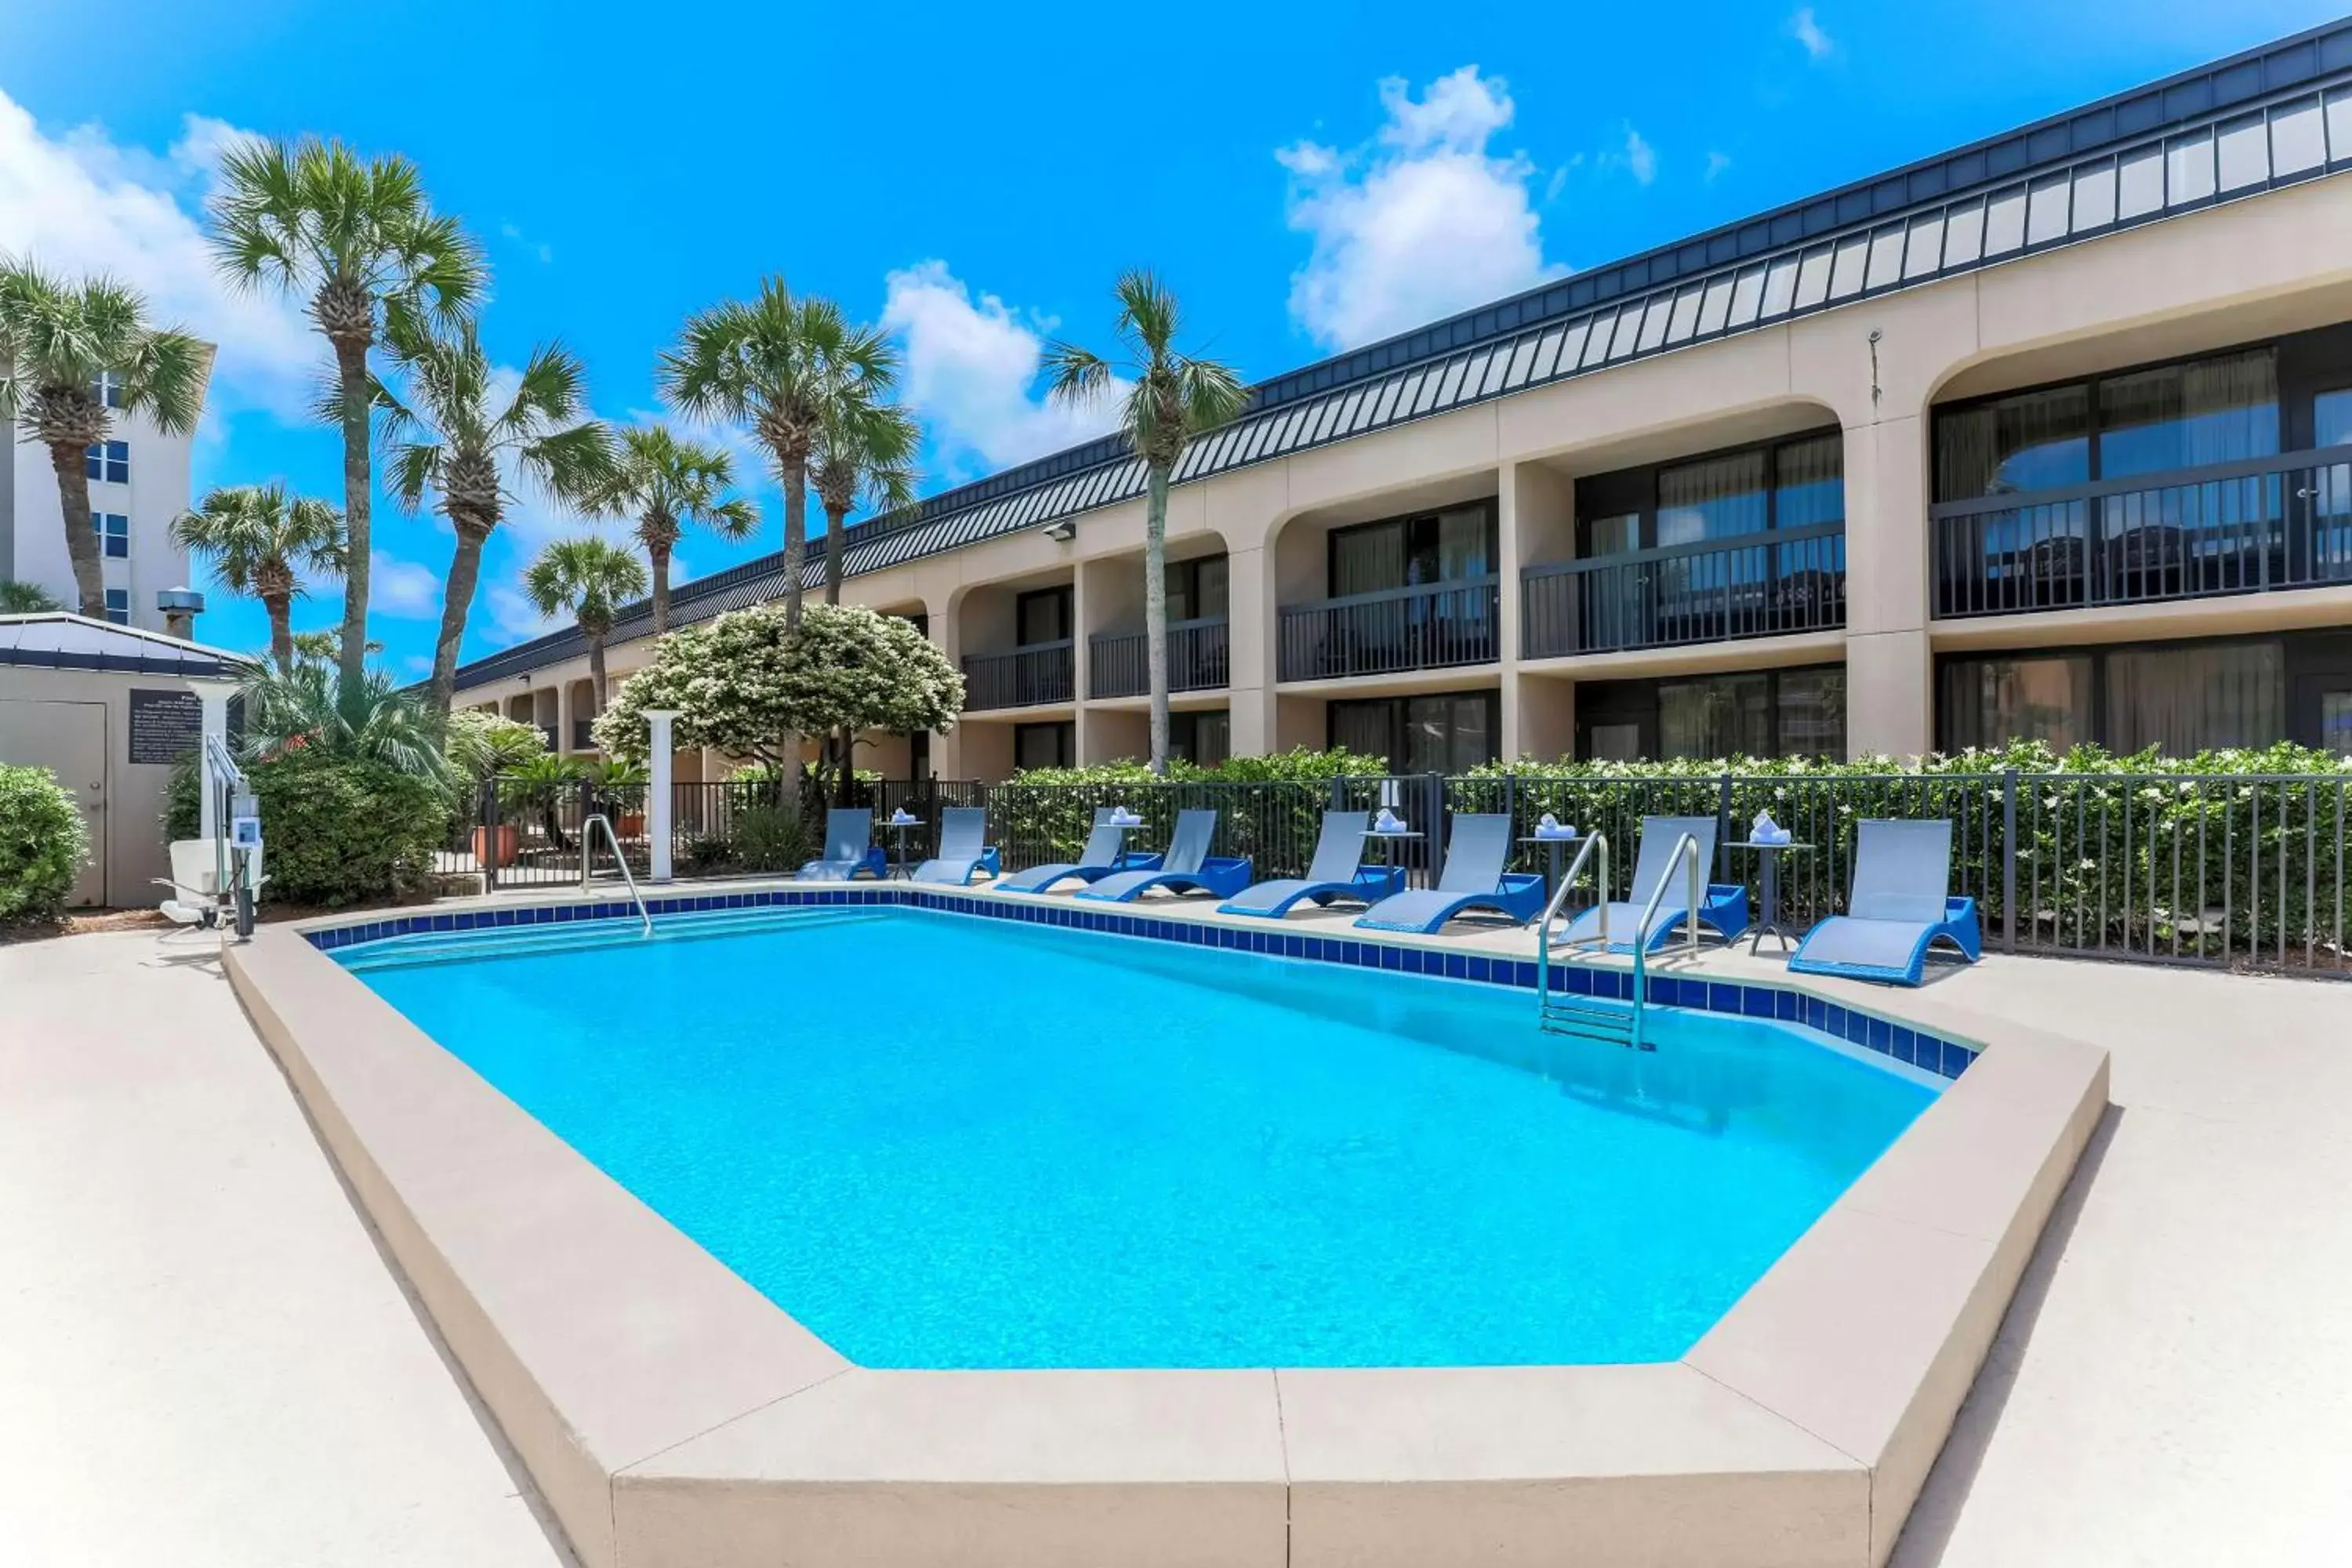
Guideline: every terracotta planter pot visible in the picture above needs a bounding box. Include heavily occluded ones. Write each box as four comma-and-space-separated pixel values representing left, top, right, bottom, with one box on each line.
472, 823, 519, 869
616, 813, 647, 838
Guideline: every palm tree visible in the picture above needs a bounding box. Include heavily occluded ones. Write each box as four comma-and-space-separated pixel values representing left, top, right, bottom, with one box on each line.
0, 581, 63, 614
1044, 270, 1247, 775
238, 659, 448, 782
209, 136, 484, 691
596, 423, 757, 636
170, 483, 346, 671
659, 278, 896, 631
285, 627, 383, 672
376, 313, 613, 717
522, 537, 648, 710
0, 264, 209, 618
811, 393, 919, 605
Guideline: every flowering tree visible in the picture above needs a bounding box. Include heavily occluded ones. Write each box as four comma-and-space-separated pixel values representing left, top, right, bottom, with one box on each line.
594, 602, 962, 782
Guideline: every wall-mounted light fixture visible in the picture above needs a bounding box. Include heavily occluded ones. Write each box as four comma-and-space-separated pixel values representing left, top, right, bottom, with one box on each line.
1041, 519, 1076, 543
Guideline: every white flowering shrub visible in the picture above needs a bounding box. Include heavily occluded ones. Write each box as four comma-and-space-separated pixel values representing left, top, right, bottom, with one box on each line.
593, 602, 964, 769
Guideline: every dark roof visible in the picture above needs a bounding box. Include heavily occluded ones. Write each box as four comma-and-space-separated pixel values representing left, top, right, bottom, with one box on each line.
0, 613, 257, 678
456, 16, 2352, 692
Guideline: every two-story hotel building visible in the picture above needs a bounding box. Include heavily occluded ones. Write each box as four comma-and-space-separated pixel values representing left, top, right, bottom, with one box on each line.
453, 20, 2352, 779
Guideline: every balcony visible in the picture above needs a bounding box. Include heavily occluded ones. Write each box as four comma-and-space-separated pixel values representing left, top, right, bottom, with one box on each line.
1088, 619, 1230, 699
962, 641, 1075, 710
1277, 579, 1500, 683
1931, 450, 2352, 619
1520, 523, 1848, 659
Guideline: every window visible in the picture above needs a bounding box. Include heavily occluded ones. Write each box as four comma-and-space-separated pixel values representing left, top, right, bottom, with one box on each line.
94, 513, 129, 559
1939, 655, 2094, 753
103, 588, 129, 626
85, 441, 129, 484
2096, 349, 2277, 478
1328, 504, 1496, 595
1328, 691, 1498, 773
1169, 710, 1231, 768
2105, 641, 2282, 754
2316, 387, 2352, 447
1167, 555, 1229, 622
1577, 666, 1845, 760
1013, 721, 1074, 771
1015, 587, 1070, 645
90, 371, 125, 409
2321, 691, 2352, 755
1655, 451, 1766, 546
1935, 386, 2090, 501
1939, 641, 2288, 757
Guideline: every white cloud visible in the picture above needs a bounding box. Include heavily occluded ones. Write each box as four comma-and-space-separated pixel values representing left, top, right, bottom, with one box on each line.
880, 260, 1126, 479
1704, 150, 1733, 182
0, 93, 318, 423
499, 221, 553, 265
488, 583, 563, 642
1277, 66, 1566, 352
1789, 6, 1834, 60
369, 550, 442, 618
1621, 125, 1657, 186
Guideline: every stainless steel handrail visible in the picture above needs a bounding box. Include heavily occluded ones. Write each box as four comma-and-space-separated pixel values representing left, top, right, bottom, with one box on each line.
1628, 833, 1704, 1051
580, 813, 655, 937
1534, 832, 1608, 1009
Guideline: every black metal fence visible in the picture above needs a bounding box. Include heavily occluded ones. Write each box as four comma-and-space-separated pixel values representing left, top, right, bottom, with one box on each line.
441, 767, 2352, 977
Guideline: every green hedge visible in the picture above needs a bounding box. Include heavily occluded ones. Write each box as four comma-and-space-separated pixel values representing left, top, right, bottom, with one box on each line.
166, 750, 453, 908
0, 764, 90, 920
996, 747, 1387, 873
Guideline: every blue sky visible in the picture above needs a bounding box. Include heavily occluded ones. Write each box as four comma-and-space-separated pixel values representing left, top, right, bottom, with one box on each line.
0, 0, 2338, 675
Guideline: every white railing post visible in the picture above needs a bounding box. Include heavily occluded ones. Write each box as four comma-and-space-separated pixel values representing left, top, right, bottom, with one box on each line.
185, 677, 240, 844
644, 709, 679, 884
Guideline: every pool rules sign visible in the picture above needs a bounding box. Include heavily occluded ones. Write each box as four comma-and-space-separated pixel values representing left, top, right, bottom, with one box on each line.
127, 688, 203, 765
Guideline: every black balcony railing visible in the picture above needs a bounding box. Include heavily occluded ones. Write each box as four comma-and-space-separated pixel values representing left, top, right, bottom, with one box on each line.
1519, 522, 1848, 659
1931, 448, 2352, 619
1276, 578, 1499, 682
1088, 618, 1230, 699
962, 641, 1075, 710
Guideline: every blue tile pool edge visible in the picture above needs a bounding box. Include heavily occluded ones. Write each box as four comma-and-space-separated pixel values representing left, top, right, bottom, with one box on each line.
302, 887, 1978, 1081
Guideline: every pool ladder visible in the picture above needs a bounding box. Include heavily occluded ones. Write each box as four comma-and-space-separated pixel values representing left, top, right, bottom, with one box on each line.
580, 813, 655, 938
1534, 831, 1704, 1052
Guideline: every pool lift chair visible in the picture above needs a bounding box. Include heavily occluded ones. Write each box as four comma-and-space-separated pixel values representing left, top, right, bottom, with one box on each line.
1534, 826, 1711, 1053
155, 735, 266, 940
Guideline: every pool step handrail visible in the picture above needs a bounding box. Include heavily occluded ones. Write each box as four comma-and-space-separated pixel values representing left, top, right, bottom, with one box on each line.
1535, 834, 1634, 1047
1624, 832, 1705, 1052
580, 813, 655, 937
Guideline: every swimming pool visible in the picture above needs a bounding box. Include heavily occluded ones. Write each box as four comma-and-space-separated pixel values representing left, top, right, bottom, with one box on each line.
341, 905, 1936, 1370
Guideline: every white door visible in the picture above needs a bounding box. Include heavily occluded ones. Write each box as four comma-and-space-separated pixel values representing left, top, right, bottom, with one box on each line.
0, 699, 107, 906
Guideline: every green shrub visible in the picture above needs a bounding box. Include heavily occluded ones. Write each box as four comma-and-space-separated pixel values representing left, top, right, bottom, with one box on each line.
993, 746, 1389, 873
732, 803, 814, 873
165, 748, 452, 908
0, 764, 90, 920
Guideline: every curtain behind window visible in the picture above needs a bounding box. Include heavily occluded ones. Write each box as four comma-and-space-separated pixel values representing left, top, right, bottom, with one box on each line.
1659, 674, 1770, 759
1775, 668, 1846, 758
1330, 701, 1397, 770
1938, 656, 2092, 753
1656, 451, 1767, 546
2104, 641, 2283, 756
1332, 521, 1406, 597
1773, 435, 1844, 528
1935, 385, 2092, 501
2097, 349, 2278, 478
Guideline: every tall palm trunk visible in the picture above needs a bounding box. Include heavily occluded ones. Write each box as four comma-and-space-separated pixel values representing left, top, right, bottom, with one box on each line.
427, 518, 491, 717
644, 526, 676, 637
780, 456, 808, 628
262, 592, 295, 671
822, 498, 848, 606
45, 441, 106, 619
587, 634, 608, 713
329, 336, 374, 689
1143, 461, 1173, 776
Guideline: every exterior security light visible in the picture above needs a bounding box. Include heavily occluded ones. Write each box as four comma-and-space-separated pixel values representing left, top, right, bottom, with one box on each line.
1041, 519, 1076, 543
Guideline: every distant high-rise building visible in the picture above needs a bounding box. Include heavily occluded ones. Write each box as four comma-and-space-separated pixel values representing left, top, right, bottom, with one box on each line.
2, 353, 212, 633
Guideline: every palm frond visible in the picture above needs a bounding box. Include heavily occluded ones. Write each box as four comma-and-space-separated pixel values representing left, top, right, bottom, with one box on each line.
1042, 342, 1116, 410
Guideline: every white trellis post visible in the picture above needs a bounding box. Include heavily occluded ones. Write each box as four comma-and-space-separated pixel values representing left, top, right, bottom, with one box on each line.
644, 710, 679, 884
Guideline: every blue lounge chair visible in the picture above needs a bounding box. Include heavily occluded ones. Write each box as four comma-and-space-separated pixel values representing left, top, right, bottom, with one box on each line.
1789, 818, 1981, 987
996, 808, 1156, 894
1218, 810, 1405, 918
796, 808, 886, 880
1559, 815, 1750, 953
911, 807, 1002, 885
1076, 808, 1254, 903
1353, 814, 1545, 934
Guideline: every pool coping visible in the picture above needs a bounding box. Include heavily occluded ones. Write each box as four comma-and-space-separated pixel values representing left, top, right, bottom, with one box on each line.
226, 881, 2110, 1568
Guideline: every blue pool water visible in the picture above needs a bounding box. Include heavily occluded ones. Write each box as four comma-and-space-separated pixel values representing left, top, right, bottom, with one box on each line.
345, 907, 1935, 1369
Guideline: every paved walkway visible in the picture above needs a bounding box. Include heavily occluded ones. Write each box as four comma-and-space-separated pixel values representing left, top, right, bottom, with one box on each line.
0, 930, 568, 1568
5, 917, 2350, 1565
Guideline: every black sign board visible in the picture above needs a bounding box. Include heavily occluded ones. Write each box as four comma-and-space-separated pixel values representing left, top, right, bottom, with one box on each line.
128, 687, 204, 766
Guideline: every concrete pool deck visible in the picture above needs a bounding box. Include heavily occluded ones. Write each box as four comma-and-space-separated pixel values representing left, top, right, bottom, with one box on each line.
9, 886, 2350, 1565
